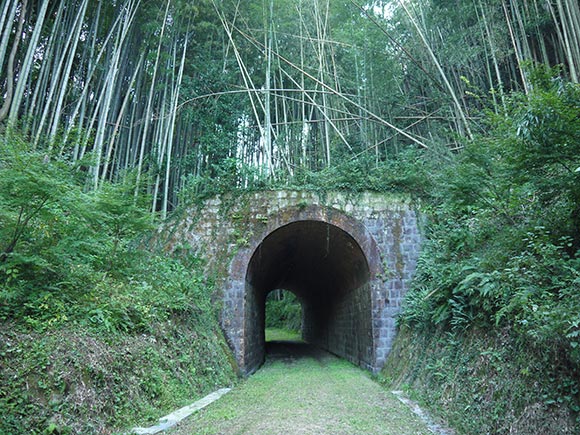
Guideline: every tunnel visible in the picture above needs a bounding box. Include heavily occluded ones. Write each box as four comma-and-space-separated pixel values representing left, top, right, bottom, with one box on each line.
243, 220, 373, 373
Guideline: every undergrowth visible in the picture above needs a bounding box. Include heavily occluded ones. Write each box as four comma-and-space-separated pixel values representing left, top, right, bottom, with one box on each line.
0, 133, 237, 434
385, 67, 580, 434
383, 327, 578, 434
0, 317, 236, 434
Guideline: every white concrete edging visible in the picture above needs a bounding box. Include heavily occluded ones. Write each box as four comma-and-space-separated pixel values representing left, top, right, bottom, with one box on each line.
392, 390, 455, 435
131, 388, 231, 434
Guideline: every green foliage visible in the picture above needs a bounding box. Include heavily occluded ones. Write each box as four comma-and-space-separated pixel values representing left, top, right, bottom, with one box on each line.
0, 131, 237, 433
402, 69, 580, 323
0, 132, 225, 335
265, 290, 302, 332
288, 149, 436, 197
0, 318, 236, 434
399, 69, 580, 424
383, 327, 579, 435
0, 134, 156, 328
177, 146, 438, 207
179, 158, 270, 206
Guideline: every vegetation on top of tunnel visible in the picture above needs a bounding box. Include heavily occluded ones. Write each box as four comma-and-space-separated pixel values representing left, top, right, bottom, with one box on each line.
178, 148, 434, 207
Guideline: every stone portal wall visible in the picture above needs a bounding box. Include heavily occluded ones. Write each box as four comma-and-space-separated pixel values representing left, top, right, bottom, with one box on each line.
304, 282, 373, 370
160, 191, 422, 374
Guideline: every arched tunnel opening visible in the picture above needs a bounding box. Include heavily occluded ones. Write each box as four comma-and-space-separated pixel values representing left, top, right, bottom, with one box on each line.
244, 220, 373, 373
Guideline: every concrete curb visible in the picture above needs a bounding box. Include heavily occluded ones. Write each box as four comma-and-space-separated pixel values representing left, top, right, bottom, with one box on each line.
392, 390, 455, 435
131, 388, 231, 434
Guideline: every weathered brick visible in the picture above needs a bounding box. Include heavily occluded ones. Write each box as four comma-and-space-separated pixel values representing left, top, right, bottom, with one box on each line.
162, 190, 421, 374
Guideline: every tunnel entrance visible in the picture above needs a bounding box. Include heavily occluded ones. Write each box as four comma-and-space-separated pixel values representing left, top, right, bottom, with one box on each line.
243, 220, 373, 372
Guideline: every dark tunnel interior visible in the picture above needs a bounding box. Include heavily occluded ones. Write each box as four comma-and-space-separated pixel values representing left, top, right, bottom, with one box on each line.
244, 220, 373, 371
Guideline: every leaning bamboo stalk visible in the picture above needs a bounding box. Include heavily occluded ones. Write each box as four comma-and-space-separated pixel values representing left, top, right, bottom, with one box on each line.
564, 0, 580, 80
235, 26, 429, 149
212, 0, 267, 161
556, 0, 578, 82
178, 88, 360, 111
0, 0, 27, 123
280, 67, 353, 154
93, 0, 140, 189
274, 33, 293, 175
151, 57, 173, 214
397, 0, 473, 138
299, 4, 307, 168
350, 0, 446, 94
501, 0, 528, 92
263, 0, 274, 176
25, 0, 63, 138
216, 6, 268, 121
63, 2, 128, 146
477, 0, 506, 111
78, 79, 108, 163
100, 52, 144, 185
511, 1, 532, 61
48, 0, 89, 149
313, 0, 332, 166
135, 0, 171, 197
31, 2, 68, 147
162, 31, 189, 219
295, 1, 327, 162
92, 56, 119, 189
0, 0, 18, 77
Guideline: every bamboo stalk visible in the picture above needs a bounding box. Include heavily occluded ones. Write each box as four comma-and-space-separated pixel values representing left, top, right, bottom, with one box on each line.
8, 0, 49, 123
397, 0, 473, 138
0, 0, 27, 123
235, 25, 429, 149
0, 0, 18, 76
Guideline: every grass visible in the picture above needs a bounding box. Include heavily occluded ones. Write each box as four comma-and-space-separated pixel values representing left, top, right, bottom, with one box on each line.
168, 343, 432, 435
264, 327, 302, 342
0, 317, 237, 435
382, 326, 578, 435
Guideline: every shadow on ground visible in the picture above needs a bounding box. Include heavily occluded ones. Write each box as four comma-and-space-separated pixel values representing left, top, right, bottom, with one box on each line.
265, 340, 330, 364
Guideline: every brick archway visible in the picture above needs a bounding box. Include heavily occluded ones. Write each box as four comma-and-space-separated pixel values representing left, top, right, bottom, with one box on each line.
223, 205, 384, 375
162, 191, 421, 376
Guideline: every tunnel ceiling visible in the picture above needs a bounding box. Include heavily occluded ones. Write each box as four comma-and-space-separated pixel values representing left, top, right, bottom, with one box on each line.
246, 221, 370, 303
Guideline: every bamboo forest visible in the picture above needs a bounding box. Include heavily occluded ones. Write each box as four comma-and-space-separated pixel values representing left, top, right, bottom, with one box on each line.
0, 0, 579, 434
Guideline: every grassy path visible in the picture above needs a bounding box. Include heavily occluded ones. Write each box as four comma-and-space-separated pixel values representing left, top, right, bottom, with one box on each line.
168, 338, 434, 435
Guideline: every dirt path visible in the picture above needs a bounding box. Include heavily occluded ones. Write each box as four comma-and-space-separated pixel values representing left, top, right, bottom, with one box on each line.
168, 341, 437, 435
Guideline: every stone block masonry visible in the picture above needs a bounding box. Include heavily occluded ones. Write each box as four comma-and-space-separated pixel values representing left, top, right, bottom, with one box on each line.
160, 191, 422, 375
